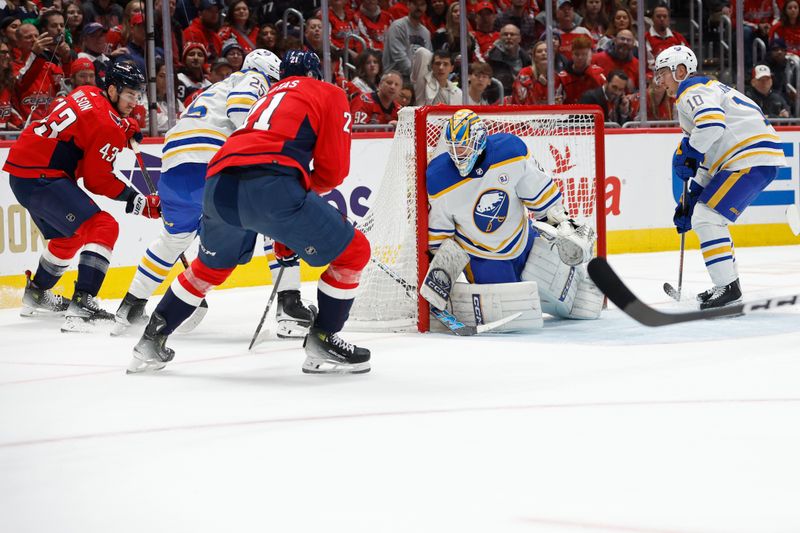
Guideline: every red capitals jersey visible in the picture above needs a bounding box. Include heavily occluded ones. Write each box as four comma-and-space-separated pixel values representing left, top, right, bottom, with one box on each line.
770, 22, 800, 55
355, 9, 394, 51
0, 87, 23, 130
475, 30, 499, 57
350, 91, 400, 125
329, 8, 360, 52
14, 55, 64, 122
511, 66, 562, 105
4, 86, 131, 199
206, 77, 352, 193
557, 64, 606, 104
592, 51, 640, 89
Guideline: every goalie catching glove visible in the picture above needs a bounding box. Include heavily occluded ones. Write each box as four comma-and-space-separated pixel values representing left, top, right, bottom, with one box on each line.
532, 216, 596, 266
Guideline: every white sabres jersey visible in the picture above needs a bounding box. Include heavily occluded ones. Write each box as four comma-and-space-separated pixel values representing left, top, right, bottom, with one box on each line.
427, 133, 563, 260
161, 69, 272, 172
676, 76, 786, 180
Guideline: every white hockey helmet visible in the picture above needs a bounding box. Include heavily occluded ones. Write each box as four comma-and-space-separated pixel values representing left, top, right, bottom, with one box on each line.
654, 45, 698, 83
243, 49, 281, 82
444, 109, 488, 177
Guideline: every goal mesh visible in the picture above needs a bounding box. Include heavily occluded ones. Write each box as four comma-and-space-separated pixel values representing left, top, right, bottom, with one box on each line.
347, 105, 605, 333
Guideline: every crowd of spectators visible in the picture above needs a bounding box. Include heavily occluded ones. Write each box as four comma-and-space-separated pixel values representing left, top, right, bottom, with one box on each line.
0, 0, 798, 134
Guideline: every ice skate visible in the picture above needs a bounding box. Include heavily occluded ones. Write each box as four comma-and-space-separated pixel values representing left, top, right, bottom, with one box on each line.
302, 326, 370, 374
276, 290, 317, 339
61, 290, 115, 332
127, 313, 175, 374
20, 270, 70, 317
699, 279, 742, 310
111, 292, 149, 336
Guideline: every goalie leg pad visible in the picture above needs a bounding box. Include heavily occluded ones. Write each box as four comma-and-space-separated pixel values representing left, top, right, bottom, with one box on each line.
420, 238, 469, 311
569, 272, 604, 319
443, 281, 543, 332
521, 236, 579, 318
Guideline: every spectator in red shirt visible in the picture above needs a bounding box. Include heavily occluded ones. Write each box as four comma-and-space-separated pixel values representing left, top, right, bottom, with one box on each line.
511, 39, 560, 105
67, 57, 96, 91
554, 0, 593, 62
592, 29, 640, 90
39, 10, 74, 72
580, 0, 608, 45
473, 2, 499, 58
422, 0, 448, 34
645, 4, 688, 69
351, 69, 402, 125
328, 0, 359, 58
183, 0, 223, 59
631, 75, 675, 121
557, 35, 606, 104
0, 40, 23, 131
351, 49, 383, 94
219, 0, 258, 53
13, 23, 64, 122
770, 0, 800, 56
355, 0, 393, 51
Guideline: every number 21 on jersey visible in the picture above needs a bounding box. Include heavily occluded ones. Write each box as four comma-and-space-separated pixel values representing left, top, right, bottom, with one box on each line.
245, 92, 352, 133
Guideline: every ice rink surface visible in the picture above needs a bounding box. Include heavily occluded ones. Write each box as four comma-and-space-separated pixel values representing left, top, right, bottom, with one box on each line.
2, 246, 800, 533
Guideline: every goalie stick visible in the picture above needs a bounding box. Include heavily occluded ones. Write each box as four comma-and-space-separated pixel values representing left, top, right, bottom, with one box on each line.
130, 141, 208, 333
369, 258, 521, 335
587, 257, 800, 326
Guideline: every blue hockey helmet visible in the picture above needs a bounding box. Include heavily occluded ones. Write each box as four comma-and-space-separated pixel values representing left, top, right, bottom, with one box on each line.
280, 50, 322, 80
105, 61, 146, 94
444, 109, 488, 177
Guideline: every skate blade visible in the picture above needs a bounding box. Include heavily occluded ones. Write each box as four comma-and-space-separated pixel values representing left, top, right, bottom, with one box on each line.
301, 357, 370, 375
20, 305, 66, 318
126, 354, 167, 374
61, 315, 116, 333
276, 320, 311, 339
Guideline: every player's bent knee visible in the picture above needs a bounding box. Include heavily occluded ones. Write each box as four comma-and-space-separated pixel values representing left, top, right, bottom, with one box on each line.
189, 257, 235, 288
445, 281, 543, 332
693, 202, 729, 228
79, 211, 119, 249
331, 229, 371, 273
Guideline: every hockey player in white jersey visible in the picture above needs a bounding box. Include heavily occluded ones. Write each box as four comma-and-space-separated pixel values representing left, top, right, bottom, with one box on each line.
655, 45, 787, 309
420, 109, 603, 331
115, 49, 316, 336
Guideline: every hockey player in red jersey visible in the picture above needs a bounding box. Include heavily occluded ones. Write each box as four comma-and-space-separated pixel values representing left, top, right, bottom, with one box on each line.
128, 50, 373, 375
5, 63, 160, 332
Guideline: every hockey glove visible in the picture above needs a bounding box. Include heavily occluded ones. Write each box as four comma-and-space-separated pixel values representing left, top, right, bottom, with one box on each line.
673, 180, 704, 234
274, 242, 299, 267
126, 192, 161, 219
672, 137, 703, 181
122, 117, 143, 144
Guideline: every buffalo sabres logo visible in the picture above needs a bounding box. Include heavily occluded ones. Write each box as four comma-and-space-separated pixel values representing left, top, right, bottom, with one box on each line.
473, 189, 509, 233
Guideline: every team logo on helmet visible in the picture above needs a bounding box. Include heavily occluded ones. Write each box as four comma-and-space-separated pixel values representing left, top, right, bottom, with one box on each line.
473, 189, 509, 233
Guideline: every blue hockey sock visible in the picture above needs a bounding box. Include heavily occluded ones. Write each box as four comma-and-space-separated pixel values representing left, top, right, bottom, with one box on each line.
32, 261, 62, 291
154, 288, 198, 335
74, 250, 110, 295
314, 289, 354, 334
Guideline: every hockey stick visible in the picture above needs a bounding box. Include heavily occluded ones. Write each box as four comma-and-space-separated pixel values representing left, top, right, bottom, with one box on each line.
588, 257, 800, 326
369, 257, 521, 335
129, 140, 209, 332
664, 180, 689, 301
248, 265, 285, 350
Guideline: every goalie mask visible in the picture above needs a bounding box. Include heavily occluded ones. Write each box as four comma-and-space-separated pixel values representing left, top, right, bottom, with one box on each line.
444, 109, 488, 177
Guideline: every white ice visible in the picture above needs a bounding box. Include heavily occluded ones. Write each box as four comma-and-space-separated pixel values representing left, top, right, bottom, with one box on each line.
2, 246, 800, 533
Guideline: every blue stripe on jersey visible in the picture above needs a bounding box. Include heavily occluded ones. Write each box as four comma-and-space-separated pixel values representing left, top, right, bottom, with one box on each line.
428, 227, 454, 234
732, 95, 763, 114
696, 122, 725, 129
701, 237, 730, 248
694, 107, 724, 117
146, 249, 173, 268
226, 107, 250, 115
535, 191, 563, 212
137, 266, 163, 283
164, 136, 226, 152
228, 91, 260, 98
454, 226, 524, 255
726, 140, 783, 162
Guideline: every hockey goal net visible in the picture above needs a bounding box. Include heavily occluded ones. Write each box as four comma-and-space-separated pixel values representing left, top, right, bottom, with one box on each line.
347, 105, 606, 333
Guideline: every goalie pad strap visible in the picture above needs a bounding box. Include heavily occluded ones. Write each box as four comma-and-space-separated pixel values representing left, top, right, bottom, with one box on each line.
420, 238, 469, 310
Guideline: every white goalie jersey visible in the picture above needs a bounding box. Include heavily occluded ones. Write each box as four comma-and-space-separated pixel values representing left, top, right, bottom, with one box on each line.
161, 69, 272, 173
426, 133, 564, 260
676, 76, 787, 181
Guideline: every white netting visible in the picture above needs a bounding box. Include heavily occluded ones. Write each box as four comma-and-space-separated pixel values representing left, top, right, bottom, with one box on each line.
347, 106, 601, 332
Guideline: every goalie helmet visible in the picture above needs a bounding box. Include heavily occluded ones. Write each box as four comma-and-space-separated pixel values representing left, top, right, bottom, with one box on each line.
444, 109, 488, 177
654, 45, 697, 83
243, 49, 281, 82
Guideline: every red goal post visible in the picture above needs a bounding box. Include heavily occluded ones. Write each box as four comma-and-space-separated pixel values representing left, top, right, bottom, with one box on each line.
348, 104, 606, 333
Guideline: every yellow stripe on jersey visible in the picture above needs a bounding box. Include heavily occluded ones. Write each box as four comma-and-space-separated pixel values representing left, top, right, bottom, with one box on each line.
676, 80, 715, 104
702, 244, 732, 259
165, 128, 228, 142
719, 149, 786, 171
162, 146, 221, 160
430, 177, 472, 199
706, 168, 748, 209
525, 182, 559, 210
488, 153, 528, 170
141, 256, 170, 277
708, 133, 781, 174
227, 97, 257, 106
456, 228, 528, 259
695, 113, 725, 123
428, 233, 451, 242
455, 217, 526, 254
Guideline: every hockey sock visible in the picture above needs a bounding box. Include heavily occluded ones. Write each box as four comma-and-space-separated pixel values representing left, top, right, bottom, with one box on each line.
75, 244, 112, 295
153, 288, 198, 335
264, 239, 301, 291
693, 204, 738, 286
33, 236, 82, 290
315, 290, 354, 333
129, 230, 196, 300
314, 230, 370, 333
